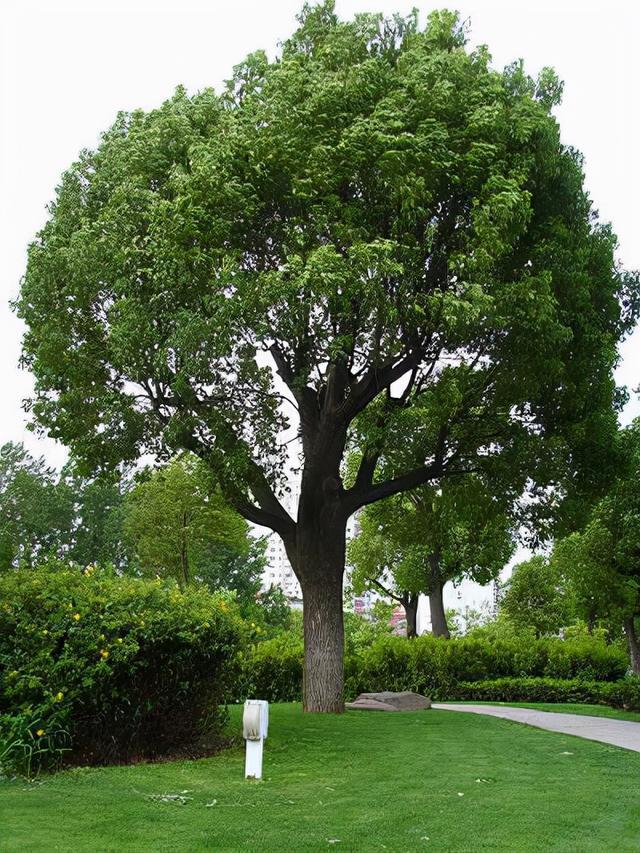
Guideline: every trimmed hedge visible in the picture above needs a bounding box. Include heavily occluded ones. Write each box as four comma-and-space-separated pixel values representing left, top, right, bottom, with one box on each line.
348, 635, 628, 698
0, 563, 242, 775
235, 632, 630, 704
448, 676, 640, 710
236, 634, 303, 703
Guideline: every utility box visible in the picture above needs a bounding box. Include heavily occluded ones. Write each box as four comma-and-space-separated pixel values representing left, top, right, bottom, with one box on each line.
243, 700, 268, 778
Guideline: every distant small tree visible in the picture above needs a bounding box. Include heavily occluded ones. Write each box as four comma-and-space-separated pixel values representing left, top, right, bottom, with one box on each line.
65, 471, 128, 569
348, 475, 514, 637
196, 538, 266, 603
0, 442, 74, 569
499, 556, 570, 638
123, 455, 249, 589
552, 421, 640, 671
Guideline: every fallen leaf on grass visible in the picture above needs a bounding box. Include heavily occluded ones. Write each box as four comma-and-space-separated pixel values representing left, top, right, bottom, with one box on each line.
147, 793, 193, 805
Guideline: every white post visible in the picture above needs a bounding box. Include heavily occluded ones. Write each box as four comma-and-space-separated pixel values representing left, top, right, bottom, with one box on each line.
243, 699, 269, 780
245, 737, 264, 779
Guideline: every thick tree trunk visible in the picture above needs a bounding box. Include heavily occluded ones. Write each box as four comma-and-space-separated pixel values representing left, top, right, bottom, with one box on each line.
429, 580, 450, 639
404, 594, 419, 638
291, 512, 347, 713
300, 569, 345, 712
624, 616, 640, 675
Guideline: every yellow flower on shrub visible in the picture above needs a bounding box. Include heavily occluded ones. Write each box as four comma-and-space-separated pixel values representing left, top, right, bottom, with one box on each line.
116, 637, 123, 644
55, 691, 64, 702
36, 729, 45, 737
100, 649, 110, 659
73, 613, 81, 621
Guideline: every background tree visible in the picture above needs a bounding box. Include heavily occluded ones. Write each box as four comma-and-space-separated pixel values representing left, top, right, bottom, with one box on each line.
196, 536, 293, 632
123, 455, 249, 589
0, 442, 74, 569
552, 422, 640, 671
499, 555, 571, 638
17, 5, 638, 710
348, 475, 514, 638
196, 539, 265, 602
65, 471, 129, 569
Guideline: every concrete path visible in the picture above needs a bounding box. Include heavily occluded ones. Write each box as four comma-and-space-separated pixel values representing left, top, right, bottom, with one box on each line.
433, 703, 640, 753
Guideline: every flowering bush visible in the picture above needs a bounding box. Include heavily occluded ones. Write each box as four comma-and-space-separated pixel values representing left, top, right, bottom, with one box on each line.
0, 562, 242, 775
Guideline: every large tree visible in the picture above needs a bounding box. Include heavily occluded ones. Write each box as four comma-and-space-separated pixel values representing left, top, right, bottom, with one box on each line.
347, 476, 514, 638
17, 5, 637, 710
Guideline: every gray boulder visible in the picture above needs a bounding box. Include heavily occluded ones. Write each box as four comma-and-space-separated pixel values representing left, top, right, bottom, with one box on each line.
346, 691, 431, 711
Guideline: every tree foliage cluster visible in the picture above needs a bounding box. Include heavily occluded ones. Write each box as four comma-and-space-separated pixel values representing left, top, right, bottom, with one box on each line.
348, 472, 515, 637
0, 445, 288, 623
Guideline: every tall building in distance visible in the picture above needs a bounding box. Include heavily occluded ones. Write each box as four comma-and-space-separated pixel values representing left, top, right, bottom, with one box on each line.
262, 482, 302, 603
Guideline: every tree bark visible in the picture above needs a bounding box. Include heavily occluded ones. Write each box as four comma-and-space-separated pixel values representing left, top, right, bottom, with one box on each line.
404, 594, 419, 638
299, 569, 345, 712
288, 501, 348, 714
624, 615, 640, 675
429, 580, 450, 639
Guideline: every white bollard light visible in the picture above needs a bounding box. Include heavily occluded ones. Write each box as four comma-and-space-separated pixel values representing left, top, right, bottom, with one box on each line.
243, 699, 269, 779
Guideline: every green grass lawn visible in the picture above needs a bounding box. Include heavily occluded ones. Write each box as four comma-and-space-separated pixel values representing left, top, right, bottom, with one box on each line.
2, 703, 640, 853
451, 701, 640, 723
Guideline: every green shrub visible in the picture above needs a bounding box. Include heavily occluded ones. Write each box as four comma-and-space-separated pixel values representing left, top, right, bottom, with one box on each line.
0, 562, 242, 775
603, 677, 640, 711
242, 628, 628, 704
447, 677, 609, 705
236, 634, 304, 703
345, 633, 627, 699
448, 676, 640, 709
541, 636, 627, 681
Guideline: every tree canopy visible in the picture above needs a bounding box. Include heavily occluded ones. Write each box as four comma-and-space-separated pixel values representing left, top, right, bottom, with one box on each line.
17, 3, 638, 710
0, 442, 74, 569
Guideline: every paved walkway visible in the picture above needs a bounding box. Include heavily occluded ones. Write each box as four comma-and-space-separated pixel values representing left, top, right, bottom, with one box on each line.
433, 703, 640, 752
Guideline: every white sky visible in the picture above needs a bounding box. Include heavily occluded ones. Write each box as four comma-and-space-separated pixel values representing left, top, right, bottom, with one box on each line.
1, 0, 639, 471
